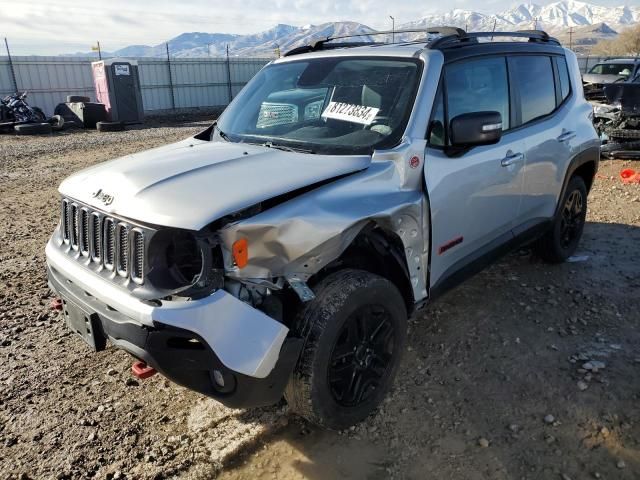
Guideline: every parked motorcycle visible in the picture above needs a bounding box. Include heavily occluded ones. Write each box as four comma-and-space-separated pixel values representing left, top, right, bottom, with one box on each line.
0, 91, 64, 134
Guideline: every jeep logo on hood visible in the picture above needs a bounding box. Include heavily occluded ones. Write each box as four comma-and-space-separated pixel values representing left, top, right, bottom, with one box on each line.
91, 188, 114, 206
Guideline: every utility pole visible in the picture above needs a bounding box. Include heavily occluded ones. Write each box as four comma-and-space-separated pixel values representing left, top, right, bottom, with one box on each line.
226, 44, 233, 104
166, 43, 176, 110
4, 38, 18, 93
207, 43, 212, 57
568, 27, 574, 50
533, 17, 538, 30
491, 19, 497, 41
389, 16, 395, 43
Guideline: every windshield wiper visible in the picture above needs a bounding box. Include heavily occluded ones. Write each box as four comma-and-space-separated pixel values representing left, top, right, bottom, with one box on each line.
214, 124, 230, 142
261, 141, 315, 154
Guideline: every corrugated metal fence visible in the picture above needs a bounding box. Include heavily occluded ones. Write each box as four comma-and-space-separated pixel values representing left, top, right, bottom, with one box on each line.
0, 56, 270, 116
1, 55, 637, 116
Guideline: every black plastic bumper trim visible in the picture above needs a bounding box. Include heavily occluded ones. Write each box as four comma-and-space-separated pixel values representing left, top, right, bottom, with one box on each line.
48, 265, 302, 408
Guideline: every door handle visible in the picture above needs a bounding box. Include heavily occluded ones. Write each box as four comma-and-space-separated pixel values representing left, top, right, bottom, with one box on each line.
557, 131, 576, 143
501, 152, 524, 167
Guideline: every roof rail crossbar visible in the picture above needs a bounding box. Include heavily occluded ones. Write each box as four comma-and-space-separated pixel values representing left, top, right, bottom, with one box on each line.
283, 27, 559, 57
430, 30, 559, 48
283, 42, 381, 57
284, 26, 466, 56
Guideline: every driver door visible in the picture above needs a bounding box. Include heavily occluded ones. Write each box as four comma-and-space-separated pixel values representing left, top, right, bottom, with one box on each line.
425, 56, 525, 290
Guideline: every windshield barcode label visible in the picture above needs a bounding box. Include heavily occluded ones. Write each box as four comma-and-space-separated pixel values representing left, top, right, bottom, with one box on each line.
322, 102, 380, 125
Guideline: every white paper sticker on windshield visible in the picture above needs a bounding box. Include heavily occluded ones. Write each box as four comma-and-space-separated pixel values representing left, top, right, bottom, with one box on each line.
322, 102, 380, 125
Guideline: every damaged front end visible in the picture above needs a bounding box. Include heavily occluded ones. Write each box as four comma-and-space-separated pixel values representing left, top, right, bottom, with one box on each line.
593, 81, 640, 159
46, 198, 304, 407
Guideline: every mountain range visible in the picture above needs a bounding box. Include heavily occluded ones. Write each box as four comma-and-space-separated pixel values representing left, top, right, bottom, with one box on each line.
83, 0, 639, 58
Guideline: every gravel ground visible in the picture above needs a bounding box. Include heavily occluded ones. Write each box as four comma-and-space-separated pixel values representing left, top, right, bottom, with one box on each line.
1, 120, 639, 480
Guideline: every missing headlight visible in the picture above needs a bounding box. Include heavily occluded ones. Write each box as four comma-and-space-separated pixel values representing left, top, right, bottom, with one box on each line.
147, 229, 204, 291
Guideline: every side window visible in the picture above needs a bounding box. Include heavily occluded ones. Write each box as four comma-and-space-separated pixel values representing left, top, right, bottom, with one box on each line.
427, 83, 446, 147
556, 56, 571, 103
445, 57, 510, 131
510, 56, 556, 124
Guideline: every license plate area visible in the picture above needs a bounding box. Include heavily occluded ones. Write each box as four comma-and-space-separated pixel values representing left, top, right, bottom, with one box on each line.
62, 298, 107, 351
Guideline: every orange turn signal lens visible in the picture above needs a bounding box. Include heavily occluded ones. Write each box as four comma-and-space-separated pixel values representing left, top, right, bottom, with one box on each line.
232, 238, 248, 268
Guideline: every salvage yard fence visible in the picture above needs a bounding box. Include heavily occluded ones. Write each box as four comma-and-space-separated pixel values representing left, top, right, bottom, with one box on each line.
0, 55, 637, 117
0, 56, 270, 116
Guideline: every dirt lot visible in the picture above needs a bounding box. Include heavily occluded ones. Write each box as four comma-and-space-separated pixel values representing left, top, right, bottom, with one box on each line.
1, 119, 639, 480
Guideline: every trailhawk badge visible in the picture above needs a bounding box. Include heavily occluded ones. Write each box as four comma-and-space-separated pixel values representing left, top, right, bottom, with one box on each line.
91, 189, 114, 206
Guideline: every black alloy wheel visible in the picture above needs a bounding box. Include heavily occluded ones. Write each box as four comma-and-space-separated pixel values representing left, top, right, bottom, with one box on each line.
559, 189, 584, 250
328, 304, 395, 407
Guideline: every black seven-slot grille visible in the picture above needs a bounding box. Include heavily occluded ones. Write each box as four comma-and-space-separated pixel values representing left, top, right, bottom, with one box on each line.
60, 198, 145, 284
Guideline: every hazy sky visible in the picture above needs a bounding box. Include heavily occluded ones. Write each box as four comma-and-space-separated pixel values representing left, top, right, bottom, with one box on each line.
0, 0, 632, 55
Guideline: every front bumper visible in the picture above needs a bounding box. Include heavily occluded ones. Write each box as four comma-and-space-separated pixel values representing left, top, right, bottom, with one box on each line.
46, 238, 302, 408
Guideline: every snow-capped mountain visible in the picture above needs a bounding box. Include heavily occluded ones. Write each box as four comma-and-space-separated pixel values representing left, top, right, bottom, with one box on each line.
71, 1, 638, 58
401, 0, 639, 34
100, 22, 374, 58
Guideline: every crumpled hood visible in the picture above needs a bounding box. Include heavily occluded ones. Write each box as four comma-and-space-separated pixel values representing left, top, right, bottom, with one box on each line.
59, 137, 371, 230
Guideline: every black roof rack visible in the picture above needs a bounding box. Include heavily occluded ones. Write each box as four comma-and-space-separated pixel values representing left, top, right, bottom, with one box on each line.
429, 29, 559, 48
283, 27, 560, 57
283, 27, 466, 57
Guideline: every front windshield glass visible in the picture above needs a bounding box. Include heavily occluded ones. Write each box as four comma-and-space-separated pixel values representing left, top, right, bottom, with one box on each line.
589, 63, 634, 76
216, 56, 421, 155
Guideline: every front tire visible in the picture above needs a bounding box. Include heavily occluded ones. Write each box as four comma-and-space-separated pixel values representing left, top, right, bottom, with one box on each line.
535, 175, 587, 263
285, 269, 407, 430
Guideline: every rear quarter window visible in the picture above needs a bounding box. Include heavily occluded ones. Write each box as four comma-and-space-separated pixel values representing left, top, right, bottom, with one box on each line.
509, 56, 556, 125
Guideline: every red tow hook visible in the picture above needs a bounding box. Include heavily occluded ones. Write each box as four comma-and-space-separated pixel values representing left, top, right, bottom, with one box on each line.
131, 361, 157, 379
50, 298, 63, 311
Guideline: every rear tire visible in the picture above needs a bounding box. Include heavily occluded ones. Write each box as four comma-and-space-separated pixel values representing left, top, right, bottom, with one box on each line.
14, 122, 52, 135
31, 107, 47, 123
535, 175, 587, 263
96, 121, 125, 132
285, 269, 407, 430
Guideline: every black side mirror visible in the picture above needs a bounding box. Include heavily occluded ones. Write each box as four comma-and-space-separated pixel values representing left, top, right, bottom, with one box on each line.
449, 111, 502, 147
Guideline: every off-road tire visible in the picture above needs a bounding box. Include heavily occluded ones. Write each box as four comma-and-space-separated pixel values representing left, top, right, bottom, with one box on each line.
608, 129, 640, 140
535, 175, 587, 263
66, 95, 90, 103
96, 121, 125, 132
284, 269, 407, 430
14, 122, 52, 135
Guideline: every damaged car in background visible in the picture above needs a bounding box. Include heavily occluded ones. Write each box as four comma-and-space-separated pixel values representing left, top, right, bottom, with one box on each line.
592, 72, 640, 159
583, 58, 640, 101
45, 28, 599, 429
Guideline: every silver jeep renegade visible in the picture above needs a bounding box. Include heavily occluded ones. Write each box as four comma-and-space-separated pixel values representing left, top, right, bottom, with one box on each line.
46, 28, 599, 429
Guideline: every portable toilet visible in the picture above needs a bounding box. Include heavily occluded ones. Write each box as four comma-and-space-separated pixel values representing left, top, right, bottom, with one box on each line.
92, 59, 144, 123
